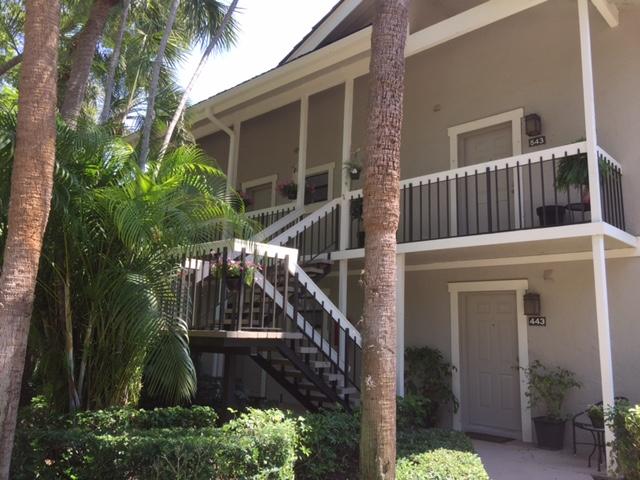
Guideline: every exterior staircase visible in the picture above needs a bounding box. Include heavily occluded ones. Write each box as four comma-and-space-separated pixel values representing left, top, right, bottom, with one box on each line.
183, 200, 361, 412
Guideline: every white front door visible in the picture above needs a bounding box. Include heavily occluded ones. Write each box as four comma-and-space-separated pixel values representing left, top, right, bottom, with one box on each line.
461, 291, 521, 438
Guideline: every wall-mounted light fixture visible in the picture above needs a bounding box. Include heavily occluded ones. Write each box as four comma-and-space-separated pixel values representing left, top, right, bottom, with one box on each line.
524, 292, 541, 316
524, 113, 542, 137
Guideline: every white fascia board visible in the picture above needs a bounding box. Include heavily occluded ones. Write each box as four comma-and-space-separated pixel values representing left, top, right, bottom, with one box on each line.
591, 0, 619, 27
191, 0, 550, 134
284, 0, 364, 63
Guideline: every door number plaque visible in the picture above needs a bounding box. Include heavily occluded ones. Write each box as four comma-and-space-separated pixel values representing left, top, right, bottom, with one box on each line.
528, 316, 547, 327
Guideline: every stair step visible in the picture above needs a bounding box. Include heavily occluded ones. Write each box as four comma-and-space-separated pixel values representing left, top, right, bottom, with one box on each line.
323, 372, 343, 382
311, 360, 331, 369
298, 346, 318, 354
302, 266, 326, 276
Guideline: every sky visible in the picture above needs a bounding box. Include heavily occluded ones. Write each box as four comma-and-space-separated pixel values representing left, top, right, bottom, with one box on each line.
178, 0, 337, 104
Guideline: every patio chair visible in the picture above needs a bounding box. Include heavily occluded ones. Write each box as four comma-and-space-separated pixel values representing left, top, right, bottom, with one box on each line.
572, 396, 628, 471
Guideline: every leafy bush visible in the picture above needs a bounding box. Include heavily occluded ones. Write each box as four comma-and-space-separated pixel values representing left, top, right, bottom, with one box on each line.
522, 360, 581, 421
607, 402, 640, 480
397, 394, 436, 430
397, 449, 489, 480
12, 407, 298, 480
295, 410, 360, 480
404, 347, 458, 426
17, 401, 218, 433
295, 408, 486, 480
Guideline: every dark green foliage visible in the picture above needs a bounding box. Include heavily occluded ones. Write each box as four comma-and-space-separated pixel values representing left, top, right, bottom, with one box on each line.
13, 404, 488, 480
295, 410, 361, 480
295, 408, 486, 480
396, 449, 490, 480
397, 394, 437, 430
12, 407, 299, 480
522, 360, 581, 421
607, 401, 640, 480
404, 346, 458, 426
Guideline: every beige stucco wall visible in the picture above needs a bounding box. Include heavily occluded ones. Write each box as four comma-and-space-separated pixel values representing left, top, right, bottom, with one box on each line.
400, 257, 640, 434
238, 101, 301, 206
197, 130, 230, 174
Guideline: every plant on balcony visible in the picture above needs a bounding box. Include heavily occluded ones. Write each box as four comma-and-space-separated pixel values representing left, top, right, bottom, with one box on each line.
213, 258, 261, 290
556, 139, 613, 206
522, 360, 582, 450
277, 180, 298, 200
345, 147, 364, 180
277, 180, 315, 201
238, 190, 253, 209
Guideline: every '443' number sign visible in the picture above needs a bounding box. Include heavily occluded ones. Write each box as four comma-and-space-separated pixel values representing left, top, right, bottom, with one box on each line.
528, 316, 546, 327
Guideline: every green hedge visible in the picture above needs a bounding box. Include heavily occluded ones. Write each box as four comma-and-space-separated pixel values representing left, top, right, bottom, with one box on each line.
608, 403, 640, 480
397, 449, 489, 480
13, 402, 488, 480
12, 408, 299, 480
296, 405, 487, 480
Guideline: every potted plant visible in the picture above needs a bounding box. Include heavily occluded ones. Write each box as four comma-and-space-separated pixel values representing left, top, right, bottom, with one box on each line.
213, 258, 260, 291
556, 138, 612, 209
345, 147, 364, 181
277, 180, 298, 200
523, 360, 582, 450
587, 404, 605, 429
344, 161, 362, 181
350, 197, 365, 247
238, 190, 253, 209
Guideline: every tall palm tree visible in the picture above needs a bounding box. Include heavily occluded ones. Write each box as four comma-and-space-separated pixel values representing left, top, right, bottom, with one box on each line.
98, 0, 131, 124
138, 0, 181, 168
160, 0, 239, 157
360, 1, 410, 479
0, 0, 60, 476
60, 0, 120, 127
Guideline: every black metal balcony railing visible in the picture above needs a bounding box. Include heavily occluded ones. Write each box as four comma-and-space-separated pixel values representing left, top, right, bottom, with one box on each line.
247, 204, 296, 230
348, 147, 624, 249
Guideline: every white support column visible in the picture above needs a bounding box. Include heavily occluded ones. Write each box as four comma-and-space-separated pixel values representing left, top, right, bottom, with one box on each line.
396, 253, 406, 396
579, 1, 616, 468
338, 260, 348, 362
578, 0, 602, 222
592, 234, 616, 462
296, 96, 309, 210
449, 289, 462, 431
340, 78, 355, 251
227, 120, 241, 193
516, 288, 533, 443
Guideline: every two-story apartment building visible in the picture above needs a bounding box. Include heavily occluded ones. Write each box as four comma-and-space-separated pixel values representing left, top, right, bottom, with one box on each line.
183, 0, 640, 457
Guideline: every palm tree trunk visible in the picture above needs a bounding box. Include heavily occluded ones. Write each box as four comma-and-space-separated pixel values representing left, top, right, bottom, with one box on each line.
60, 0, 120, 127
159, 0, 239, 158
138, 0, 181, 169
0, 54, 23, 77
0, 0, 60, 476
98, 0, 130, 124
360, 1, 409, 479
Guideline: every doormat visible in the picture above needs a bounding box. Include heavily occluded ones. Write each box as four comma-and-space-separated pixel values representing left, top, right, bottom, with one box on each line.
465, 431, 515, 443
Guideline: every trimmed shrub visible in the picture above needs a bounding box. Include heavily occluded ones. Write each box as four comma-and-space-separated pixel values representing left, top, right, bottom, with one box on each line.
295, 410, 360, 480
295, 408, 486, 480
608, 402, 640, 480
397, 449, 489, 480
12, 408, 298, 480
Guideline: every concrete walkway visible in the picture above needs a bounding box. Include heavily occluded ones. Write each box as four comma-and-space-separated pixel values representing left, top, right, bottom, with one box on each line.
473, 439, 600, 480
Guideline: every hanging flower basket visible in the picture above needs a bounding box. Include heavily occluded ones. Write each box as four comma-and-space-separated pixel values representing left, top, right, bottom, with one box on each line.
212, 258, 261, 291
277, 180, 298, 200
